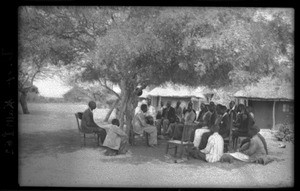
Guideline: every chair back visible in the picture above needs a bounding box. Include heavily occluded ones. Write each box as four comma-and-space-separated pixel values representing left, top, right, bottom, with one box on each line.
75, 112, 84, 132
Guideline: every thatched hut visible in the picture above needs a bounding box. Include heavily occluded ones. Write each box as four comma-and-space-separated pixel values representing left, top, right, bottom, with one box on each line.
140, 83, 209, 111
234, 80, 294, 129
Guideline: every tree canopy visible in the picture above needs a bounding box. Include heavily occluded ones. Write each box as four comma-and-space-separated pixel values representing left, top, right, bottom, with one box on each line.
19, 7, 294, 130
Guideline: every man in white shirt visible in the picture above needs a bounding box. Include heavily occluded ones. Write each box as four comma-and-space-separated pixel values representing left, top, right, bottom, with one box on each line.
146, 97, 156, 121
185, 120, 224, 163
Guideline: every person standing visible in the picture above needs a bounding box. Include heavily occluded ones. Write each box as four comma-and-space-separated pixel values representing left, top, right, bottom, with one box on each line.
81, 101, 107, 144
133, 104, 158, 147
228, 101, 237, 123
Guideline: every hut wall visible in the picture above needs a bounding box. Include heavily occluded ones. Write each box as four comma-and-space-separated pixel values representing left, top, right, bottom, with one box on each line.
275, 101, 294, 125
250, 100, 273, 129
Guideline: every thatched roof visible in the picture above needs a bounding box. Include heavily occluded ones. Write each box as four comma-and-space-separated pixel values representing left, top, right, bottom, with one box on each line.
140, 83, 206, 99
234, 78, 294, 101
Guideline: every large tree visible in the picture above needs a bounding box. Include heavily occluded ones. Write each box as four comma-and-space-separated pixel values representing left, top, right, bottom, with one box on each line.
19, 7, 293, 142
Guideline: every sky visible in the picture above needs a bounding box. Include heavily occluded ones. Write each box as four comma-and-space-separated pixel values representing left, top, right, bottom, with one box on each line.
33, 76, 71, 98
33, 76, 121, 98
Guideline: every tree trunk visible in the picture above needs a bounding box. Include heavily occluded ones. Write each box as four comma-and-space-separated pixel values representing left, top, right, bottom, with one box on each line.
118, 79, 128, 131
126, 93, 139, 144
104, 99, 119, 122
20, 92, 30, 114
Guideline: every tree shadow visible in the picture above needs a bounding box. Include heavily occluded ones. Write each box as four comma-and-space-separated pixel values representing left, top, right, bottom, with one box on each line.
19, 129, 280, 171
19, 129, 100, 158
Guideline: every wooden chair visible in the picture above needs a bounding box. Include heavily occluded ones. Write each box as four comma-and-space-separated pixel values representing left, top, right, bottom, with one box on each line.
75, 112, 101, 146
165, 124, 194, 158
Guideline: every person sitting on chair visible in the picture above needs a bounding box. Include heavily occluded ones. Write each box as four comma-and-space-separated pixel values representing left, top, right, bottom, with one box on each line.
196, 103, 208, 125
103, 119, 128, 156
232, 104, 254, 148
171, 101, 196, 140
133, 104, 158, 147
218, 105, 230, 139
81, 101, 107, 144
185, 119, 224, 163
192, 102, 215, 148
161, 101, 176, 136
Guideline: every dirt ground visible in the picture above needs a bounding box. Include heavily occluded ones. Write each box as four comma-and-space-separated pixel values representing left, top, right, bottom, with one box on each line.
18, 103, 294, 188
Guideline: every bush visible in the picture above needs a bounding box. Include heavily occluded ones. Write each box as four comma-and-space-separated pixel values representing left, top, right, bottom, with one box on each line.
274, 123, 294, 143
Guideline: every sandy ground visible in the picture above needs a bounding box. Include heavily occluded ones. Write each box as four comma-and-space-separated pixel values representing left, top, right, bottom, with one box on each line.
18, 103, 294, 188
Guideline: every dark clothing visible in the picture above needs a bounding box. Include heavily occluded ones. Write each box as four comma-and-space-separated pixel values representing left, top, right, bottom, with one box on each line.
196, 109, 207, 123
162, 106, 176, 123
227, 108, 237, 123
156, 111, 162, 120
232, 112, 255, 142
209, 111, 218, 128
81, 108, 107, 142
219, 113, 230, 138
81, 109, 99, 131
198, 131, 214, 150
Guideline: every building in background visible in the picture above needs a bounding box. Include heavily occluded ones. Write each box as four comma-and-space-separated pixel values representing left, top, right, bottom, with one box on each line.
234, 83, 294, 129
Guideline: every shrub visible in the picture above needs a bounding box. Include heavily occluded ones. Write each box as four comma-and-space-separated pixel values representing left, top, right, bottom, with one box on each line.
274, 123, 294, 144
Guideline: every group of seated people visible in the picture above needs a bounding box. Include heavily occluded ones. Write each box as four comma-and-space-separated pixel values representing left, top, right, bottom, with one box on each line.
154, 99, 268, 163
81, 99, 268, 163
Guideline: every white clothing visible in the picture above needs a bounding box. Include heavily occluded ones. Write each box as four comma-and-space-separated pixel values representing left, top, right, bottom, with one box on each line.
193, 127, 210, 147
146, 105, 156, 120
200, 132, 224, 163
103, 124, 127, 150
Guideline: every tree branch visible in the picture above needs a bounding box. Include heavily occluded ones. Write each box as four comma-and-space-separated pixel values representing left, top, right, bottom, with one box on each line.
97, 79, 120, 99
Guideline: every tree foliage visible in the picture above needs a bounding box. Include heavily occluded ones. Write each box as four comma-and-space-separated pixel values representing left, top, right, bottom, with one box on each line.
19, 7, 293, 130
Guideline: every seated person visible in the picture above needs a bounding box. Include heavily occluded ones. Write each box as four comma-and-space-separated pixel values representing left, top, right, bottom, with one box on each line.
232, 104, 254, 146
133, 104, 158, 147
102, 119, 128, 156
81, 101, 107, 143
238, 125, 268, 159
146, 97, 156, 123
175, 101, 183, 122
160, 101, 176, 136
218, 105, 230, 139
185, 121, 224, 163
155, 101, 165, 135
170, 101, 196, 140
192, 102, 216, 148
197, 104, 223, 150
196, 103, 208, 126
220, 125, 271, 164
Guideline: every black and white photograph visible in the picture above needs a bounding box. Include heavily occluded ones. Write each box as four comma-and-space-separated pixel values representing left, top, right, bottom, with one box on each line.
18, 6, 294, 188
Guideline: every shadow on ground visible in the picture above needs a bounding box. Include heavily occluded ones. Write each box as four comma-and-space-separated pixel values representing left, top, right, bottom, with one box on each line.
19, 129, 100, 158
19, 129, 279, 171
